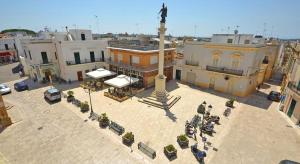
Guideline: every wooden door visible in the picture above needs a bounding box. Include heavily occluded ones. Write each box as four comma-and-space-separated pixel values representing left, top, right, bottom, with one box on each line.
77, 71, 83, 81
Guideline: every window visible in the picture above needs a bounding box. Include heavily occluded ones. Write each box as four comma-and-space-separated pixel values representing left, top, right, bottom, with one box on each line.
118, 54, 123, 63
132, 56, 140, 64
227, 39, 233, 44
55, 52, 57, 60
213, 57, 219, 66
24, 50, 27, 58
101, 50, 105, 61
81, 34, 86, 40
150, 56, 158, 64
29, 51, 32, 60
244, 40, 250, 44
5, 44, 9, 50
90, 51, 95, 62
232, 58, 240, 68
74, 52, 80, 64
41, 52, 48, 64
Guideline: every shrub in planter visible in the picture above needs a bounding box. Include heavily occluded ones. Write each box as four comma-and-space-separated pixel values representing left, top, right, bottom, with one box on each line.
225, 99, 235, 107
80, 101, 89, 112
164, 144, 177, 160
99, 113, 110, 128
122, 132, 134, 146
177, 134, 189, 148
67, 90, 74, 102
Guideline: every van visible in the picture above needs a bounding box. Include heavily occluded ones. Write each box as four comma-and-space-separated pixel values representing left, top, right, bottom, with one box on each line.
44, 88, 61, 102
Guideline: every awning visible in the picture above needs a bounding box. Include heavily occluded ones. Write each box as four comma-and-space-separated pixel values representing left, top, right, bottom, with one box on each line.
86, 68, 116, 79
104, 74, 139, 88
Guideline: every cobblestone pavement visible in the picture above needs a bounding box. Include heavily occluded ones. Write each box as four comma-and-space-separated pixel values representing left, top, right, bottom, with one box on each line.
0, 83, 144, 163
0, 63, 20, 84
1, 62, 299, 164
208, 82, 300, 164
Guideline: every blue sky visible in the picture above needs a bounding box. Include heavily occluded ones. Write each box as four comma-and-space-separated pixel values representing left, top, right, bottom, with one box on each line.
1, 0, 299, 38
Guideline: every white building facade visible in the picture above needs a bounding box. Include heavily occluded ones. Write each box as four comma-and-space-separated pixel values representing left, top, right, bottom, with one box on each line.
22, 29, 109, 82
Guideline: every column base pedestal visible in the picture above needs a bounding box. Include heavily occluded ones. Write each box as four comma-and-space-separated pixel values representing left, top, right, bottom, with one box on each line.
139, 75, 180, 110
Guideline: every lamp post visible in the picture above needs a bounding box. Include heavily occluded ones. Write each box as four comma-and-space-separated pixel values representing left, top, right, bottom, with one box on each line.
84, 87, 94, 117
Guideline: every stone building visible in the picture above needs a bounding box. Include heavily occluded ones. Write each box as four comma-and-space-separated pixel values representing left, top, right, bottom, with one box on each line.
0, 95, 12, 131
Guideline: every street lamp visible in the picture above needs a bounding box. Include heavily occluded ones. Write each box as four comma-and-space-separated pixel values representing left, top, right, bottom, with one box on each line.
84, 86, 94, 117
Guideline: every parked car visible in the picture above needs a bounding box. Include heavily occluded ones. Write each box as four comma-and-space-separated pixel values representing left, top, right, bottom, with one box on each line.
14, 81, 29, 91
279, 160, 300, 164
44, 88, 61, 102
267, 91, 281, 102
0, 84, 11, 95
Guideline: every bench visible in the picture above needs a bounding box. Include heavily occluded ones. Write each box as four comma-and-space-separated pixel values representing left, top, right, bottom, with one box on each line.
138, 142, 156, 159
109, 121, 124, 135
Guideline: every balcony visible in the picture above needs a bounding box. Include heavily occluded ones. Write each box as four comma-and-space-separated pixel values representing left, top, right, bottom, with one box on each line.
66, 58, 105, 65
206, 65, 243, 76
185, 60, 199, 66
106, 58, 173, 72
287, 81, 300, 96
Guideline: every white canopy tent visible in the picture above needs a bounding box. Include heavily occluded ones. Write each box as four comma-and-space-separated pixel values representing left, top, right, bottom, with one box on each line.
104, 74, 139, 88
86, 68, 116, 79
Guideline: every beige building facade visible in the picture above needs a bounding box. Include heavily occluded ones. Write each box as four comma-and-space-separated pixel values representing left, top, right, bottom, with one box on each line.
282, 49, 300, 124
175, 34, 278, 97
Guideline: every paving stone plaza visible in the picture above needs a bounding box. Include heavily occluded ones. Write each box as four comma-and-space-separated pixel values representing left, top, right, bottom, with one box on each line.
0, 63, 300, 164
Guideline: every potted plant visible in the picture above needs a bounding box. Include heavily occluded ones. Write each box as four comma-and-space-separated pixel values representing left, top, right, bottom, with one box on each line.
66, 90, 74, 102
80, 101, 89, 112
122, 132, 134, 146
164, 144, 177, 160
225, 98, 235, 108
99, 113, 110, 128
177, 134, 189, 148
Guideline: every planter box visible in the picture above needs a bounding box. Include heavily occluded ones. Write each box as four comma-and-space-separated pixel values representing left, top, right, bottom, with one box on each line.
99, 120, 110, 128
177, 136, 189, 148
67, 96, 74, 102
164, 146, 177, 160
122, 136, 134, 146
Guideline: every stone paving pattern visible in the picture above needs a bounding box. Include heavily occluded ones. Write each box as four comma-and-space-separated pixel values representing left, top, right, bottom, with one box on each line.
0, 63, 300, 164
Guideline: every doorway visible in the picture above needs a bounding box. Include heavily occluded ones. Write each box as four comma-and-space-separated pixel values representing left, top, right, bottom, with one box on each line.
175, 69, 181, 80
44, 70, 52, 81
287, 99, 297, 117
77, 71, 83, 81
74, 52, 80, 64
209, 77, 215, 89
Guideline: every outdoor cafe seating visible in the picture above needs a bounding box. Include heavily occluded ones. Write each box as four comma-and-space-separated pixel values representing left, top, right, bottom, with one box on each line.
104, 74, 139, 102
81, 68, 116, 90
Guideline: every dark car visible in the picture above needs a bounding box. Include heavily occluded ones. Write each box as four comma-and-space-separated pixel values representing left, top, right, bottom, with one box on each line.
14, 81, 29, 91
279, 160, 300, 164
267, 91, 281, 102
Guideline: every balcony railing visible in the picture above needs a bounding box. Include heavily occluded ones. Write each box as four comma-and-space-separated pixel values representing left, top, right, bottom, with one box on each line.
185, 60, 199, 66
206, 65, 244, 76
287, 81, 300, 96
106, 58, 173, 72
66, 58, 105, 65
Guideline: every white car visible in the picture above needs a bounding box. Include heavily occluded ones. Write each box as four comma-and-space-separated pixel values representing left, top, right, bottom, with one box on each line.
0, 84, 11, 95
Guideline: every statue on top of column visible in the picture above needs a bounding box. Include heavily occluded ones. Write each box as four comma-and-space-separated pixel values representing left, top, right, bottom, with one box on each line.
159, 3, 167, 23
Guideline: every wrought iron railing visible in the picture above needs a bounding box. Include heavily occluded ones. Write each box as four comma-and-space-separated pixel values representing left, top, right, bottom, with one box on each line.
206, 65, 243, 76
66, 58, 105, 65
185, 60, 199, 66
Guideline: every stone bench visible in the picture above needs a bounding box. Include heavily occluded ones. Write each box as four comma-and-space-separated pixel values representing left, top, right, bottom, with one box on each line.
109, 121, 124, 135
138, 142, 156, 159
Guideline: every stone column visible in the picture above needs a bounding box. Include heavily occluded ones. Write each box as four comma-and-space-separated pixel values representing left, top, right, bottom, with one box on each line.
154, 23, 167, 94
0, 95, 12, 130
